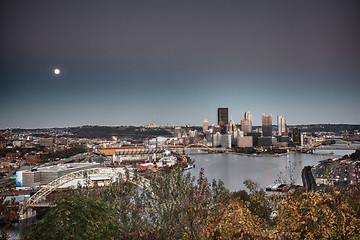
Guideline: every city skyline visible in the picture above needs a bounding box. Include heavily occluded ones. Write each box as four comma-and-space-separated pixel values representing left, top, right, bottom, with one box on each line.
1, 1, 359, 129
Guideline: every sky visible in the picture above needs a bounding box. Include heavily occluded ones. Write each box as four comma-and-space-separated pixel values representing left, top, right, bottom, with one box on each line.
1, 0, 359, 129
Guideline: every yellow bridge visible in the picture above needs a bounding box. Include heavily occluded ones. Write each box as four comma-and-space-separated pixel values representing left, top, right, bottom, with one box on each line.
300, 138, 359, 152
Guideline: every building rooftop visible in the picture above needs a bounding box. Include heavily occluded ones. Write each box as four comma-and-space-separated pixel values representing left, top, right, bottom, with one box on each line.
24, 163, 99, 173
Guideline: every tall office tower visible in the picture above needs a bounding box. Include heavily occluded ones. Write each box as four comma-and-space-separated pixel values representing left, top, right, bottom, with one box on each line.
277, 115, 286, 136
262, 114, 273, 136
217, 108, 228, 126
218, 108, 228, 133
202, 119, 209, 133
245, 111, 252, 122
292, 128, 302, 146
241, 120, 251, 134
241, 111, 252, 134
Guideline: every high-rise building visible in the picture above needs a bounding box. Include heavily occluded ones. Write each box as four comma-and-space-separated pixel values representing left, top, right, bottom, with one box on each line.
218, 108, 228, 134
217, 108, 228, 126
245, 111, 252, 122
202, 119, 209, 133
292, 128, 302, 146
227, 119, 237, 133
262, 114, 273, 137
277, 115, 287, 136
241, 111, 252, 134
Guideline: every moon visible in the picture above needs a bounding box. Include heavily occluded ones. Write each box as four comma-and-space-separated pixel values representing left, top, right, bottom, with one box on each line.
54, 69, 60, 75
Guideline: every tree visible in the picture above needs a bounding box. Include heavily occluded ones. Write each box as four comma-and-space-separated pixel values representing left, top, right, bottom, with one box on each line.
242, 179, 272, 222
273, 191, 360, 239
350, 149, 360, 160
0, 197, 17, 240
145, 167, 229, 239
97, 172, 156, 239
24, 191, 118, 240
200, 201, 269, 239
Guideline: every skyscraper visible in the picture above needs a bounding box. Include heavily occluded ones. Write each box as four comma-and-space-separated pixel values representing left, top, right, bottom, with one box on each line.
241, 111, 252, 134
292, 128, 302, 146
227, 119, 237, 133
245, 111, 252, 122
217, 108, 228, 126
277, 115, 287, 136
202, 119, 209, 133
218, 108, 228, 133
262, 114, 272, 136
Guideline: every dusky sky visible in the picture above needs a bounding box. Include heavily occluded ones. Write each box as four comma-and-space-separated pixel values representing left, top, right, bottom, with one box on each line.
1, 0, 359, 128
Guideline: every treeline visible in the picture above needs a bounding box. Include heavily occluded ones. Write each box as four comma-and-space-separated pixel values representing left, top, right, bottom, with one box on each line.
0, 147, 34, 158
233, 147, 288, 155
68, 126, 172, 139
289, 124, 360, 133
40, 144, 86, 161
233, 147, 260, 154
23, 167, 360, 239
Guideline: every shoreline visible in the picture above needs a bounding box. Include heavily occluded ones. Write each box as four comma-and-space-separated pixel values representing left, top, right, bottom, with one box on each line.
236, 152, 291, 157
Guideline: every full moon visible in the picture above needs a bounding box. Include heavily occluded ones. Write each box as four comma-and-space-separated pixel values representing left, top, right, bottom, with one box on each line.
54, 69, 60, 75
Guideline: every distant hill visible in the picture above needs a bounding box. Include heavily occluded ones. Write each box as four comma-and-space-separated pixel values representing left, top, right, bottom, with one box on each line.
68, 126, 172, 140
287, 124, 360, 133
2, 124, 359, 139
249, 124, 360, 133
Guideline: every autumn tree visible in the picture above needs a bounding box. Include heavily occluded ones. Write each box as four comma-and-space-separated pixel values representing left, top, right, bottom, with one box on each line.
272, 190, 360, 239
200, 200, 270, 239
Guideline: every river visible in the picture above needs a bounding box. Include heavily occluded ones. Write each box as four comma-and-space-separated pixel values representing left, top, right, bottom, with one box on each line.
186, 143, 358, 192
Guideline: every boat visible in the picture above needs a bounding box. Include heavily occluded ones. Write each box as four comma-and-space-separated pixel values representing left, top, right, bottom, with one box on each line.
184, 164, 195, 170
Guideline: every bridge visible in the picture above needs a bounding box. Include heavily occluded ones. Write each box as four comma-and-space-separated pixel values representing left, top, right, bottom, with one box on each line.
25, 167, 150, 207
300, 138, 359, 152
314, 146, 359, 151
159, 143, 230, 153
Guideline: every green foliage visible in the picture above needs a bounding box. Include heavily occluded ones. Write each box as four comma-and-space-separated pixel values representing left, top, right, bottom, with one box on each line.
240, 179, 272, 222
24, 191, 118, 240
146, 167, 209, 239
98, 177, 155, 239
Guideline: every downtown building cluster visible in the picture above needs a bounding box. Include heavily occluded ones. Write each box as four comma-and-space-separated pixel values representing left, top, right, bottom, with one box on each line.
174, 108, 301, 149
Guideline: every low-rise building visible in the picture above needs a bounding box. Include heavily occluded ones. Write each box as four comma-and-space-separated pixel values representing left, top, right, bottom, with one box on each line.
16, 163, 100, 188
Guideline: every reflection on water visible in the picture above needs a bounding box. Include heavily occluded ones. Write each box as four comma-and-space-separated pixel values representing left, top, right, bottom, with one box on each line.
187, 148, 356, 192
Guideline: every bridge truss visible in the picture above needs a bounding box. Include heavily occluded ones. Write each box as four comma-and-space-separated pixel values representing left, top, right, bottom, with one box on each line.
26, 167, 150, 207
301, 138, 359, 151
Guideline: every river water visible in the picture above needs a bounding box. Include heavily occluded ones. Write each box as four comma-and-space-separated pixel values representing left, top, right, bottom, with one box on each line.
187, 143, 358, 192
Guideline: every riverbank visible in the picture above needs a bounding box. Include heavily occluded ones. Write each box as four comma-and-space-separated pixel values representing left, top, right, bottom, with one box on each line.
239, 152, 291, 157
